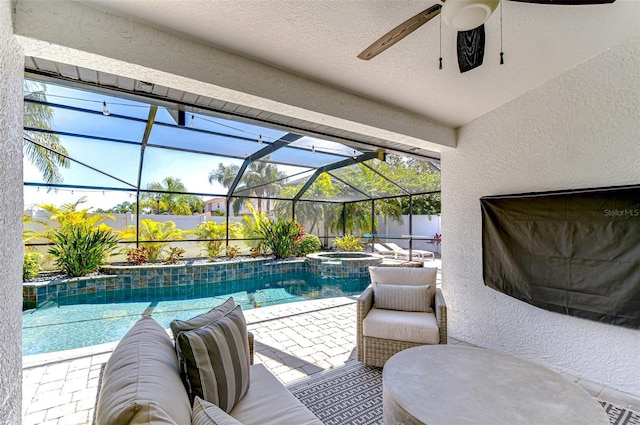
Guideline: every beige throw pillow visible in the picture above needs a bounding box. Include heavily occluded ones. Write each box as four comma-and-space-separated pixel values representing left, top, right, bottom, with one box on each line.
369, 266, 438, 305
374, 283, 432, 312
192, 397, 244, 425
176, 305, 251, 413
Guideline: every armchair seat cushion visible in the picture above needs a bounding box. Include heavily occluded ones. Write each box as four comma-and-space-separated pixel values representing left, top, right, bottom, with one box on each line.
362, 307, 440, 345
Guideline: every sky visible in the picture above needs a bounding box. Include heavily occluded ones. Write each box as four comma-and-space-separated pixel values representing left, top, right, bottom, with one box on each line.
23, 80, 337, 210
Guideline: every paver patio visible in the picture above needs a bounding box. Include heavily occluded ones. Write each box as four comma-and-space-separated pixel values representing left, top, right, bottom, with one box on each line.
22, 294, 640, 425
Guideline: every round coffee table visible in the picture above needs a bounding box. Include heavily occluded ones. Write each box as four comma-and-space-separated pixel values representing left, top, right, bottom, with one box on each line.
383, 345, 609, 425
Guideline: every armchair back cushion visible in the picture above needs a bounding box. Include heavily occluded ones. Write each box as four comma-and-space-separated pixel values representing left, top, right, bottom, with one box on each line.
374, 283, 432, 312
369, 266, 438, 305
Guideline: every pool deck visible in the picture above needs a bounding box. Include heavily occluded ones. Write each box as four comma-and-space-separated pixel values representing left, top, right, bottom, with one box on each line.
22, 261, 640, 424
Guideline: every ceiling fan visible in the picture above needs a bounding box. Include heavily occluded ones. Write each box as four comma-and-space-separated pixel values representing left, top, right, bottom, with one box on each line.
357, 0, 617, 73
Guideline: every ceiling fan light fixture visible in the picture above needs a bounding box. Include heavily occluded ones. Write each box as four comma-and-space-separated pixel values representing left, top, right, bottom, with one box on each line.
441, 0, 499, 31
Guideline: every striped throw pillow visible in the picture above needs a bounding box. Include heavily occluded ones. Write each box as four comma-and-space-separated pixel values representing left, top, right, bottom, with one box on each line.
374, 283, 432, 312
176, 305, 251, 412
170, 297, 236, 340
191, 396, 243, 425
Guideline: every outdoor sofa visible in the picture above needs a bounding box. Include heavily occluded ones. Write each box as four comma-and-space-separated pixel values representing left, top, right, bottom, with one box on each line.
95, 298, 322, 425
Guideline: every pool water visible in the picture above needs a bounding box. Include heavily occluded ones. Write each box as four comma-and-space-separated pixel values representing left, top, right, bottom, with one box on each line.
22, 272, 369, 355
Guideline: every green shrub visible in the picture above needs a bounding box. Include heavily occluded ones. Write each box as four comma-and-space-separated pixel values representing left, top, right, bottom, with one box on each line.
226, 245, 241, 259
120, 219, 186, 260
255, 218, 303, 259
194, 221, 241, 260
126, 247, 152, 265
333, 235, 364, 251
48, 226, 119, 277
164, 246, 186, 264
38, 197, 116, 236
195, 221, 226, 259
23, 252, 43, 280
241, 203, 269, 253
295, 233, 321, 256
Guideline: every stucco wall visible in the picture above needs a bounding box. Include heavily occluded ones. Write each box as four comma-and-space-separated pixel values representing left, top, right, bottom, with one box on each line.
442, 37, 640, 396
0, 0, 24, 423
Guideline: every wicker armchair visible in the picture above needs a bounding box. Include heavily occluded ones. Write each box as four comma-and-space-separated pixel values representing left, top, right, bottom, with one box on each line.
357, 267, 447, 367
248, 331, 255, 365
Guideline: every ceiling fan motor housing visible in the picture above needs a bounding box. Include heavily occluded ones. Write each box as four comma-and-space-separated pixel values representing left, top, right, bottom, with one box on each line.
442, 0, 499, 31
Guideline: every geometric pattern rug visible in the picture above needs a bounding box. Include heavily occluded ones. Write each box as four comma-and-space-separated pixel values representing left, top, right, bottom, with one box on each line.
288, 362, 640, 425
288, 362, 383, 425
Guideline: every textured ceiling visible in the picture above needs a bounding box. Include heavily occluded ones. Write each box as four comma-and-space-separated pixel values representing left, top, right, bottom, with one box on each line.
77, 0, 640, 128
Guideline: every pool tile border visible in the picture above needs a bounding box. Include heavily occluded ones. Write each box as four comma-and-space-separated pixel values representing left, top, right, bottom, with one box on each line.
23, 258, 315, 308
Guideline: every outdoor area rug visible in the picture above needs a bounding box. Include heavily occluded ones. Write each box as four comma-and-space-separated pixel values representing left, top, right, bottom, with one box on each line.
288, 361, 383, 425
288, 361, 640, 425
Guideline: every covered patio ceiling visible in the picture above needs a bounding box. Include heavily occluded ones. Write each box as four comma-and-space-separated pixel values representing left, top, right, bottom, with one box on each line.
70, 0, 639, 128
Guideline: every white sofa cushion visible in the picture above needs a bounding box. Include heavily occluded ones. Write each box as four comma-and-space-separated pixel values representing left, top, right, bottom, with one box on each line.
230, 364, 323, 425
176, 305, 251, 413
369, 266, 438, 305
192, 397, 243, 425
362, 307, 440, 345
95, 316, 191, 425
374, 283, 432, 312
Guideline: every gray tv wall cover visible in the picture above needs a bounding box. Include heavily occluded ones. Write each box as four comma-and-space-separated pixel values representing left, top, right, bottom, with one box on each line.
481, 185, 640, 330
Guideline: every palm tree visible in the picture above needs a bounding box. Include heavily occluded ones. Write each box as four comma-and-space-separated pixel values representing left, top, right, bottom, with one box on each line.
275, 173, 338, 235
241, 162, 286, 215
143, 177, 203, 215
23, 81, 70, 184
332, 201, 374, 235
209, 163, 243, 215
208, 163, 239, 188
208, 162, 286, 216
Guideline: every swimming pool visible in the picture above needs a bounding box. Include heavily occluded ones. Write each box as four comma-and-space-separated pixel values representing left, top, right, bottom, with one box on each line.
22, 272, 369, 355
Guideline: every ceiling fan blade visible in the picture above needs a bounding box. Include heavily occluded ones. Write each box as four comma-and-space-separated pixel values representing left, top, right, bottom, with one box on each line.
457, 25, 485, 73
357, 4, 442, 60
509, 0, 615, 4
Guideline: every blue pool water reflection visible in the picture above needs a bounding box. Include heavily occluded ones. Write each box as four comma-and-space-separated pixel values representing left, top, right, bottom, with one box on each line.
23, 272, 369, 355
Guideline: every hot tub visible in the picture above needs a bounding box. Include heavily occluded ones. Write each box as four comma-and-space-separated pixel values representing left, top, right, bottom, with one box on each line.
306, 251, 384, 277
